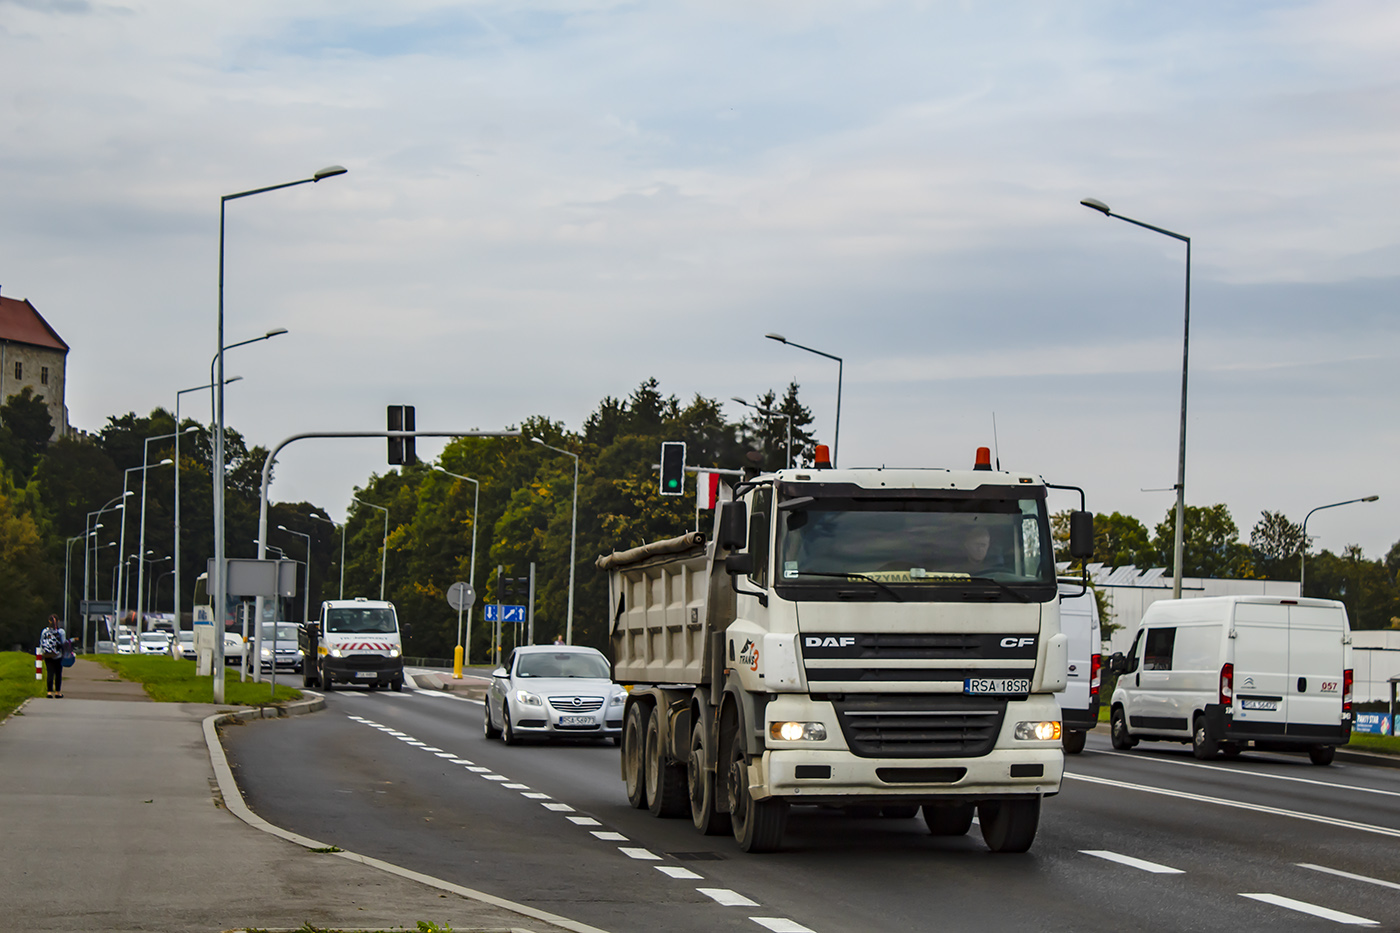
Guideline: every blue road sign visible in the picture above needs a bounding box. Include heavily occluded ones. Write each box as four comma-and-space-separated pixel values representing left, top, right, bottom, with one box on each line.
485, 605, 526, 622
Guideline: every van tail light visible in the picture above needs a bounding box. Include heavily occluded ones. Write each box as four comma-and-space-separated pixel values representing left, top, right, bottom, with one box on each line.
1089, 653, 1102, 698
1343, 669, 1353, 715
1219, 663, 1234, 708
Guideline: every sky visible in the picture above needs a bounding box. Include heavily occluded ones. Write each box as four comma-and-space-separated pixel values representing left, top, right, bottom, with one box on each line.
3, 0, 1399, 562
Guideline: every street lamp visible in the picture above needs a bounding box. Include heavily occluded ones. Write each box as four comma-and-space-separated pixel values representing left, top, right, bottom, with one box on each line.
531, 439, 580, 645
174, 375, 240, 646
64, 534, 85, 636
84, 493, 130, 650
1081, 197, 1191, 599
116, 459, 172, 631
732, 396, 793, 469
214, 164, 345, 703
1300, 496, 1380, 595
206, 333, 283, 425
437, 468, 481, 666
352, 497, 390, 600
150, 569, 175, 617
277, 525, 313, 627
137, 427, 198, 638
765, 333, 841, 467
310, 513, 344, 599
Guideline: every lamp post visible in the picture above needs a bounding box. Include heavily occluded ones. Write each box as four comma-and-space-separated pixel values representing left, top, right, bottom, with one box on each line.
85, 493, 129, 650
150, 569, 175, 616
214, 165, 345, 703
732, 396, 793, 468
1081, 197, 1191, 599
206, 333, 284, 426
175, 376, 240, 650
352, 497, 390, 600
1300, 496, 1380, 595
64, 534, 85, 636
137, 428, 197, 638
764, 333, 841, 467
310, 513, 344, 599
531, 439, 579, 644
117, 460, 172, 632
277, 525, 313, 627
437, 469, 480, 667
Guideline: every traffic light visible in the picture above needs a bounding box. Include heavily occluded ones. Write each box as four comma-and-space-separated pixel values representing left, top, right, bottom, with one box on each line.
660, 441, 686, 496
387, 405, 416, 465
499, 575, 529, 604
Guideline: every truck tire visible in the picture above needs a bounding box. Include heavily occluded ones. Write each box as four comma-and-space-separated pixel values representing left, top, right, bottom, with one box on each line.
1110, 706, 1136, 750
978, 797, 1039, 853
688, 719, 730, 836
726, 727, 787, 853
1309, 745, 1335, 766
1192, 715, 1218, 760
646, 705, 688, 818
483, 701, 501, 739
623, 703, 649, 809
391, 676, 403, 693
923, 803, 974, 836
321, 663, 334, 692
1062, 729, 1087, 755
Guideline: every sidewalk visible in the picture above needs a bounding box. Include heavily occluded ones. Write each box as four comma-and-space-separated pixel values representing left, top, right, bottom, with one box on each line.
0, 662, 601, 933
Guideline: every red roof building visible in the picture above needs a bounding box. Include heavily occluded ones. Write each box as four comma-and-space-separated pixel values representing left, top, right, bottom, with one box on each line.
0, 292, 71, 439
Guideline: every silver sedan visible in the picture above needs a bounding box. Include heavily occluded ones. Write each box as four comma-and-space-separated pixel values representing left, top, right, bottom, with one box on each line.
483, 645, 625, 746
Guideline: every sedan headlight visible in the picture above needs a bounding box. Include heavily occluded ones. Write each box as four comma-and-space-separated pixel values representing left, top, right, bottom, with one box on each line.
609, 691, 625, 707
770, 721, 827, 742
515, 690, 543, 707
1014, 720, 1062, 741
261, 647, 273, 658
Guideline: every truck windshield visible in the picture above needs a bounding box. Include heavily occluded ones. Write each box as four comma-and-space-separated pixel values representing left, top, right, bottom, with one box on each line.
325, 608, 397, 634
779, 496, 1054, 587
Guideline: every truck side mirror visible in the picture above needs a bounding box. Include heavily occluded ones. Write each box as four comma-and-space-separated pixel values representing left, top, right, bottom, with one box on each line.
401, 623, 411, 637
725, 553, 754, 576
719, 501, 748, 550
1069, 510, 1094, 560
1106, 652, 1126, 675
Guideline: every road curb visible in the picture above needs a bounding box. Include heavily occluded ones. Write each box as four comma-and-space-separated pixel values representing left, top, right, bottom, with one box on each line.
202, 705, 613, 933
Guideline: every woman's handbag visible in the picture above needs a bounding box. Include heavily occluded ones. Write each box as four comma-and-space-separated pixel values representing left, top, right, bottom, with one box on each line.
61, 654, 76, 668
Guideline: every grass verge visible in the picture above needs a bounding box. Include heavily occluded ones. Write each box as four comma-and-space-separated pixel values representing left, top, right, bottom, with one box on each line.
1345, 731, 1400, 755
0, 652, 46, 720
89, 654, 303, 705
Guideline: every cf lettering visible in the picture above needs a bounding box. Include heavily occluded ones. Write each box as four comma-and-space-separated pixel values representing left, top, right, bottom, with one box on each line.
1000, 637, 1035, 648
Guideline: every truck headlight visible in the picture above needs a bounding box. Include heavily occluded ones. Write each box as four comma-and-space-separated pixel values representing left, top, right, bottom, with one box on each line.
1014, 720, 1061, 741
389, 648, 400, 658
770, 721, 827, 742
329, 647, 343, 658
296, 648, 304, 657
515, 690, 542, 707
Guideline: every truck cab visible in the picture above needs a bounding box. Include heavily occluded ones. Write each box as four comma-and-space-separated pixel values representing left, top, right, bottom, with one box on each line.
300, 598, 406, 692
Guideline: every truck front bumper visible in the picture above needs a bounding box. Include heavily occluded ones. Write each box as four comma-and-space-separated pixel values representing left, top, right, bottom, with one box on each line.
322, 654, 402, 686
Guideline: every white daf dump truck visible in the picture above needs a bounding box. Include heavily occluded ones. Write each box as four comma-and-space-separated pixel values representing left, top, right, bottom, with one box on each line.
600, 447, 1093, 853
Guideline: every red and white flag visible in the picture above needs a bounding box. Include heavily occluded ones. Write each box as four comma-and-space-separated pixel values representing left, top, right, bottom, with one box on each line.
696, 471, 721, 509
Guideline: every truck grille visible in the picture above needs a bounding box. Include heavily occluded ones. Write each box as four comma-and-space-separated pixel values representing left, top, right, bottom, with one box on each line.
547, 696, 604, 713
831, 694, 1006, 759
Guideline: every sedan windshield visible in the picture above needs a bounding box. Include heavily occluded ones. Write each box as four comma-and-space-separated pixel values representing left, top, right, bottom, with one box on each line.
260, 624, 300, 643
325, 608, 397, 634
779, 496, 1053, 585
515, 652, 610, 679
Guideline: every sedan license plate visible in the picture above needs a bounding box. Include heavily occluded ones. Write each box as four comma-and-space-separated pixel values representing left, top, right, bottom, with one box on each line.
558, 715, 594, 726
354, 671, 377, 679
1241, 698, 1278, 711
964, 678, 1031, 695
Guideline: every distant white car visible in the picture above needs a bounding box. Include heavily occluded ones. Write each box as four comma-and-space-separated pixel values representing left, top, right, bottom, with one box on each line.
138, 631, 172, 655
116, 634, 137, 655
223, 632, 247, 666
175, 630, 197, 661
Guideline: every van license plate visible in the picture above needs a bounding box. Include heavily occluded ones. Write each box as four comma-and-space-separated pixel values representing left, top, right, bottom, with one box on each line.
964, 678, 1030, 695
355, 671, 377, 679
1241, 698, 1278, 711
559, 715, 594, 726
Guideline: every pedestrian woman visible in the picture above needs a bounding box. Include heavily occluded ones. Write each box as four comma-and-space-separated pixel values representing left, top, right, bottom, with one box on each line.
39, 615, 66, 698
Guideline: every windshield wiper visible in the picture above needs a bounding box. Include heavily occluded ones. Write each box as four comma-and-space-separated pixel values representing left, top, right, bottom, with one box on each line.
963, 576, 1032, 603
791, 571, 903, 602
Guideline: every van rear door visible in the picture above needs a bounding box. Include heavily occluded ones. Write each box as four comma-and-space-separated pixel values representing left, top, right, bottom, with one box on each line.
1287, 604, 1346, 730
1231, 602, 1290, 733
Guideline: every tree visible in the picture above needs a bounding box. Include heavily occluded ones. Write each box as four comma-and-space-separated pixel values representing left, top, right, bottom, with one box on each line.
1249, 510, 1304, 581
1151, 503, 1250, 579
0, 478, 55, 649
0, 387, 54, 477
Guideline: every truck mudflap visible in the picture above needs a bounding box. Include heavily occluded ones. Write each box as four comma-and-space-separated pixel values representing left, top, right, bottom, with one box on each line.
763, 745, 1063, 802
1203, 703, 1351, 747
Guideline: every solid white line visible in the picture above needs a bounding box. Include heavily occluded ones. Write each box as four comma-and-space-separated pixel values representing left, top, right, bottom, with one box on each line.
698, 888, 759, 907
656, 866, 703, 880
1080, 850, 1184, 874
1297, 863, 1400, 893
1239, 893, 1377, 926
591, 831, 628, 841
1065, 773, 1400, 839
1093, 749, 1400, 799
414, 690, 452, 698
750, 919, 816, 933
619, 847, 660, 860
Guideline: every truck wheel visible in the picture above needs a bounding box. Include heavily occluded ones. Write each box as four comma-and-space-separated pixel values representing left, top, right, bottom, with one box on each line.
483, 702, 501, 739
1192, 715, 1218, 760
391, 677, 403, 693
1062, 729, 1087, 755
726, 728, 787, 852
1309, 745, 1335, 766
978, 798, 1039, 853
502, 706, 518, 745
688, 719, 730, 835
623, 703, 649, 809
923, 803, 975, 836
1110, 706, 1136, 750
646, 705, 688, 818
321, 664, 334, 692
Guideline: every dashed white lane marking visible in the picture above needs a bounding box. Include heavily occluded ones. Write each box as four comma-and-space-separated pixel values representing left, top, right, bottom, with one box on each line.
1094, 749, 1400, 800
404, 741, 426, 746
414, 690, 452, 698
1066, 773, 1400, 840
698, 888, 759, 907
503, 783, 530, 789
1080, 850, 1184, 874
433, 752, 456, 758
619, 847, 660, 860
656, 866, 703, 880
482, 774, 507, 781
750, 919, 816, 933
568, 816, 601, 826
466, 766, 491, 773
544, 802, 575, 812
523, 792, 551, 799
591, 831, 628, 841
1298, 863, 1400, 892
1239, 893, 1377, 926
447, 758, 474, 765
420, 746, 443, 751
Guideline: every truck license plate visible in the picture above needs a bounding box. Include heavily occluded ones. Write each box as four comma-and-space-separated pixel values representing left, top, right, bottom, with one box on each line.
559, 715, 594, 726
355, 671, 377, 679
964, 678, 1030, 695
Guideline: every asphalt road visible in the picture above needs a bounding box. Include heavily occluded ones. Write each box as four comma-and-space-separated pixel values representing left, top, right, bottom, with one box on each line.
222, 684, 1400, 933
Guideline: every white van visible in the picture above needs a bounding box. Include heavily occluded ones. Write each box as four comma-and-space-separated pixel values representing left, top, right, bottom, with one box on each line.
1056, 589, 1102, 754
1107, 596, 1352, 765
